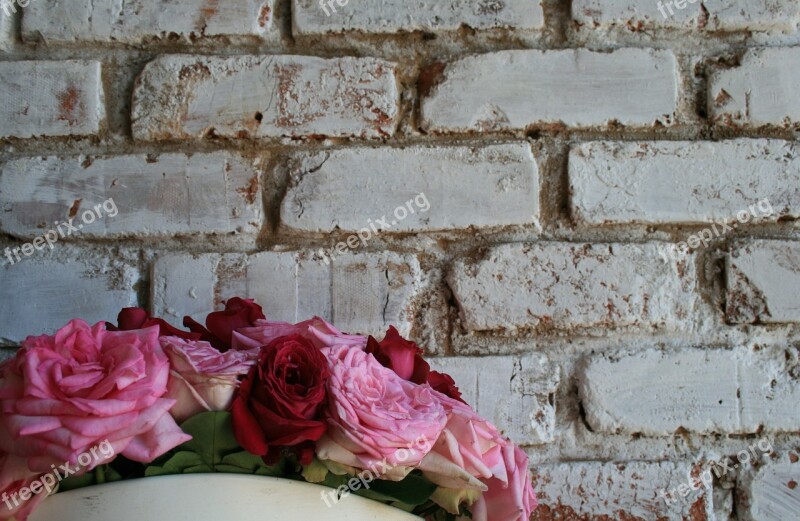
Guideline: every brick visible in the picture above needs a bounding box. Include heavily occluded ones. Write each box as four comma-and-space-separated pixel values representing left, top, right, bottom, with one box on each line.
0, 61, 104, 139
280, 144, 539, 233
573, 0, 800, 32
292, 0, 544, 35
152, 251, 422, 337
0, 152, 263, 239
0, 11, 13, 51
420, 49, 678, 132
448, 243, 698, 333
132, 55, 399, 141
710, 47, 800, 127
726, 240, 800, 324
738, 452, 800, 521
531, 461, 713, 520
22, 0, 276, 43
428, 356, 559, 444
578, 347, 800, 435
569, 140, 800, 225
0, 254, 138, 344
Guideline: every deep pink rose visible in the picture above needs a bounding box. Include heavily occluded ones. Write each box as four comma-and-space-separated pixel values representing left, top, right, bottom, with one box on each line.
162, 337, 255, 423
233, 317, 366, 353
184, 298, 266, 351
315, 346, 447, 479
419, 393, 537, 520
0, 320, 190, 474
0, 452, 48, 521
471, 445, 538, 521
366, 326, 430, 384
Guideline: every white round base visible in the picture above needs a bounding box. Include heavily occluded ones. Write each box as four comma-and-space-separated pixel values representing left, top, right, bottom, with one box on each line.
28, 474, 422, 521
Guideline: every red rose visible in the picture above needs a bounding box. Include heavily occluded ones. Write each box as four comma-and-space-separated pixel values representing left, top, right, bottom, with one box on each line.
232, 334, 329, 464
428, 371, 466, 403
184, 298, 265, 351
109, 308, 201, 341
366, 326, 430, 384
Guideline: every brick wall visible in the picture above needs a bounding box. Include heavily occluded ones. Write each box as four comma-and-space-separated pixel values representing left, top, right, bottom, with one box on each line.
1, 1, 799, 519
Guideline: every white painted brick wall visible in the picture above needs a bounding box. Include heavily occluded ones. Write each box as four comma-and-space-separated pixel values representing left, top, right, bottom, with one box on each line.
578, 347, 800, 435
292, 0, 544, 35
421, 49, 678, 132
428, 356, 559, 444
726, 241, 800, 324
280, 144, 540, 233
0, 253, 139, 343
152, 251, 422, 337
531, 461, 714, 520
569, 140, 800, 225
710, 47, 800, 127
0, 11, 13, 51
738, 452, 800, 521
0, 61, 104, 139
573, 0, 800, 32
22, 0, 277, 43
448, 243, 698, 332
132, 55, 399, 141
0, 153, 263, 240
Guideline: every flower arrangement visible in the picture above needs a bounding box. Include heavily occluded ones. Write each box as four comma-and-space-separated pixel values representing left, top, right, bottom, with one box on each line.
0, 298, 538, 521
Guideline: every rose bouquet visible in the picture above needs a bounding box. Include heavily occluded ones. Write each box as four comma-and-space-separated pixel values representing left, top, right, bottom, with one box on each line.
0, 298, 537, 521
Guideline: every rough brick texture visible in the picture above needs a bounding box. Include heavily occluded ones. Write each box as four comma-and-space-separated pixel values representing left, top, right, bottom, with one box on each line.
726, 240, 800, 324
132, 55, 399, 141
710, 47, 800, 127
0, 254, 138, 344
280, 144, 540, 233
0, 153, 263, 239
738, 452, 800, 521
573, 0, 800, 32
531, 461, 714, 521
0, 61, 104, 138
579, 347, 800, 434
22, 0, 277, 43
570, 140, 800, 225
292, 0, 544, 34
421, 49, 678, 132
3, 1, 800, 518
152, 251, 422, 337
449, 243, 698, 333
428, 356, 560, 444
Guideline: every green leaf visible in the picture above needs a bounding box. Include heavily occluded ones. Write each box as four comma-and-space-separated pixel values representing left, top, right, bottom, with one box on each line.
58, 465, 124, 492
181, 411, 241, 467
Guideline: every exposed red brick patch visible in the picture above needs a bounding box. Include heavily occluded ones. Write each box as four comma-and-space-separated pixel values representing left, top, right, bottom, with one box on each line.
418, 62, 446, 98
57, 86, 84, 126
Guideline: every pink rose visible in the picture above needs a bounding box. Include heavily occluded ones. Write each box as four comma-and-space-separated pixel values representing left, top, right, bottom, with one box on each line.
315, 346, 446, 479
471, 445, 538, 521
419, 393, 537, 520
0, 452, 48, 521
233, 317, 366, 353
162, 337, 255, 423
0, 320, 190, 474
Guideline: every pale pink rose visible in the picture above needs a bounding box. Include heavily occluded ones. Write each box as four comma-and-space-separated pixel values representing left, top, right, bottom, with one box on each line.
471, 445, 538, 521
315, 346, 446, 479
233, 317, 366, 353
0, 320, 191, 474
161, 337, 255, 423
419, 392, 537, 520
0, 452, 48, 521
